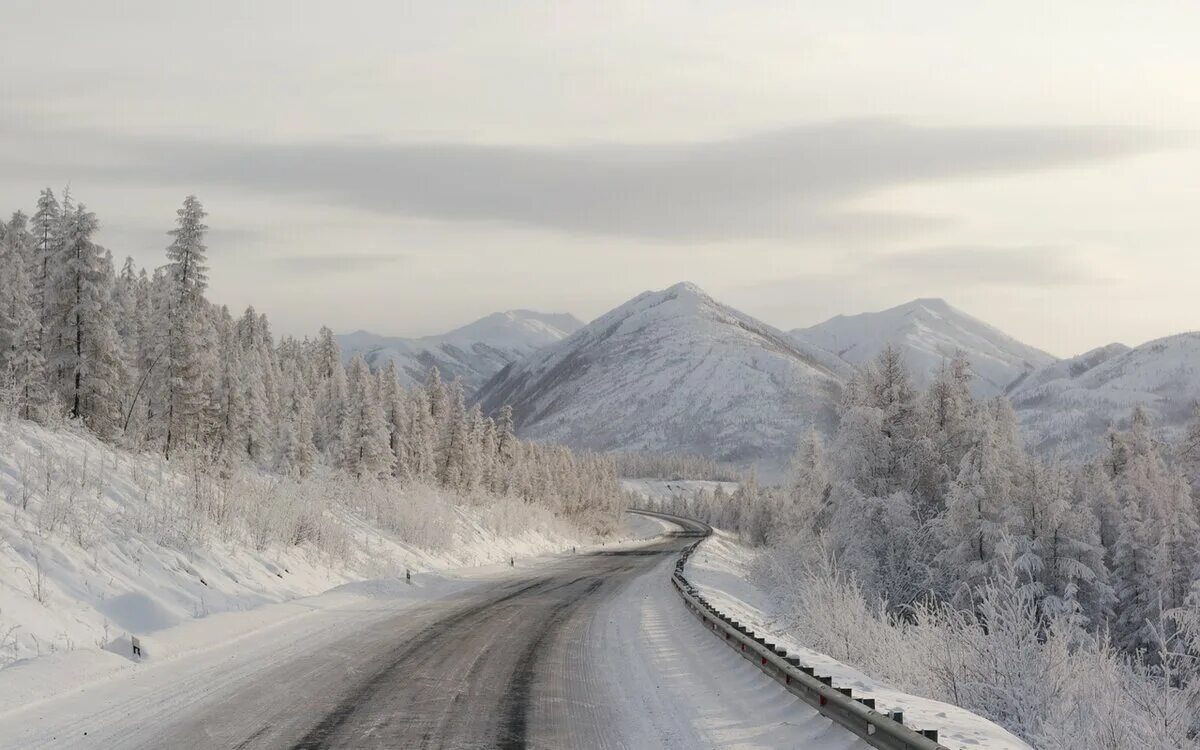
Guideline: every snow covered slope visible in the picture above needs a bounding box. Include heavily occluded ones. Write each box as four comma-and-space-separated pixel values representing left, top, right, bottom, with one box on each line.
792, 298, 1056, 396
338, 310, 583, 392
0, 419, 612, 669
1010, 332, 1200, 456
474, 282, 854, 469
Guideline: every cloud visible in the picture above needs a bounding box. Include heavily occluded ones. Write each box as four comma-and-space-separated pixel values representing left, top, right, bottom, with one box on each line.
270, 253, 404, 274
872, 245, 1106, 287
741, 243, 1103, 296
4, 116, 1177, 242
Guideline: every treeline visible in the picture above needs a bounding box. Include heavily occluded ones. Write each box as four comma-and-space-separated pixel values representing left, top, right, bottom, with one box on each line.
0, 190, 623, 532
612, 451, 746, 482
665, 346, 1200, 651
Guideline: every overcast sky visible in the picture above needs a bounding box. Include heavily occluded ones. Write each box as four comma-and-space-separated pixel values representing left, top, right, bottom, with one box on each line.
3, 1, 1198, 356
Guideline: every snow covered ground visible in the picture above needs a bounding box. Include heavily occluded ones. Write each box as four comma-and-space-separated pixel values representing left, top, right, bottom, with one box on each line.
0, 513, 874, 750
685, 531, 1032, 750
0, 418, 646, 674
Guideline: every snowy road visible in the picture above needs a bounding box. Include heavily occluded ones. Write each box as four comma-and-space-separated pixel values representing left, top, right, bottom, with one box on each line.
1, 526, 866, 749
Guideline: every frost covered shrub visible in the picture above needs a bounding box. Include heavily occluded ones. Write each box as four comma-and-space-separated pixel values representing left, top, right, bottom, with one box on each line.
756, 536, 1200, 749
353, 479, 459, 552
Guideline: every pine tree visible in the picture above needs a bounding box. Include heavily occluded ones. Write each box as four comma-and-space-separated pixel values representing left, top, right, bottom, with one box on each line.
45, 204, 124, 434
779, 428, 831, 537
935, 402, 1017, 601
275, 360, 316, 477
343, 354, 391, 478
313, 326, 347, 456
29, 188, 60, 353
407, 387, 436, 482
1181, 403, 1200, 494
380, 360, 409, 478
439, 379, 469, 488
0, 213, 49, 420
1155, 470, 1200, 613
161, 196, 210, 458
237, 307, 270, 464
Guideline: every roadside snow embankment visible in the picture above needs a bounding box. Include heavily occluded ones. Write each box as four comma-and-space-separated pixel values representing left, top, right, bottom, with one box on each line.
0, 418, 641, 677
685, 531, 1031, 750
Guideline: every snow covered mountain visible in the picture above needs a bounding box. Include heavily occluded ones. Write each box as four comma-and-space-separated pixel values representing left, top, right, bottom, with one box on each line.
338, 310, 584, 392
1010, 333, 1200, 456
474, 282, 855, 468
790, 298, 1057, 396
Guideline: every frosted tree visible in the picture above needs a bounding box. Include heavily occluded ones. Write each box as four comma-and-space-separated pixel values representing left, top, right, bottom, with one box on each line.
1076, 461, 1121, 567
439, 379, 469, 489
1154, 470, 1200, 613
1181, 403, 1200, 494
209, 307, 246, 468
343, 354, 392, 478
407, 387, 436, 482
917, 351, 976, 515
275, 360, 316, 477
379, 360, 410, 478
0, 213, 50, 420
161, 196, 210, 457
496, 404, 517, 459
934, 402, 1019, 601
778, 428, 831, 537
478, 414, 498, 490
236, 307, 271, 464
835, 345, 920, 498
313, 326, 347, 456
45, 204, 125, 434
1112, 487, 1159, 652
29, 188, 60, 350
1011, 457, 1110, 625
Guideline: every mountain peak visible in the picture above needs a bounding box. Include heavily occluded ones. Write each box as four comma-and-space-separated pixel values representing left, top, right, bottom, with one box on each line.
907, 297, 952, 311
474, 285, 854, 468
664, 281, 709, 297
792, 298, 1056, 396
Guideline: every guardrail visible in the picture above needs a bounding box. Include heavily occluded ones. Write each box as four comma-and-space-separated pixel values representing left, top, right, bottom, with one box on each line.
629, 509, 948, 750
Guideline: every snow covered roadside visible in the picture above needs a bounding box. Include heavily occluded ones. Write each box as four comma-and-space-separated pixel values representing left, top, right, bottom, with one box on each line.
686, 531, 1032, 750
0, 419, 652, 682
0, 511, 667, 726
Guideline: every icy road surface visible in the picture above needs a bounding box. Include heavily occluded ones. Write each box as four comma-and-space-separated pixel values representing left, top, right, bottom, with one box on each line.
0, 528, 866, 749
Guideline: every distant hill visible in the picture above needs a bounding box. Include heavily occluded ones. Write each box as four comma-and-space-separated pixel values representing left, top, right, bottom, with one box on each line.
790, 297, 1056, 396
338, 310, 583, 392
1009, 333, 1200, 457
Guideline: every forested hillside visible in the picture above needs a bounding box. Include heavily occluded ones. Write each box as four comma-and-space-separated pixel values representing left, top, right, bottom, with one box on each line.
0, 189, 620, 527
655, 347, 1200, 747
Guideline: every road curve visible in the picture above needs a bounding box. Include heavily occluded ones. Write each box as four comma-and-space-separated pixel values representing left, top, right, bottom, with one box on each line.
119, 535, 692, 749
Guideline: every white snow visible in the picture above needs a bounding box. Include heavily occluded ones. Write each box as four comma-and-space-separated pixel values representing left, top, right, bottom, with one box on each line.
792, 298, 1057, 397
685, 531, 1032, 750
475, 282, 855, 470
